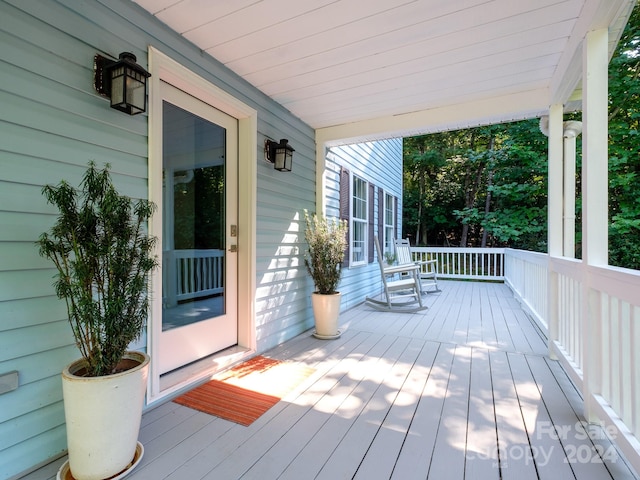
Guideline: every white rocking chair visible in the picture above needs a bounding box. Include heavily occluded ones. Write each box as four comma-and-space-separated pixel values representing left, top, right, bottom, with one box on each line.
365, 237, 427, 313
394, 238, 440, 293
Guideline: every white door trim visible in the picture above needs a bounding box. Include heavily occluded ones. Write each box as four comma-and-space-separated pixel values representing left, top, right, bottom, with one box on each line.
147, 47, 257, 403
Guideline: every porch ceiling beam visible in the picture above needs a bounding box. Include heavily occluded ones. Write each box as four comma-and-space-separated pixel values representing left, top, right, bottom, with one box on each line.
316, 88, 549, 147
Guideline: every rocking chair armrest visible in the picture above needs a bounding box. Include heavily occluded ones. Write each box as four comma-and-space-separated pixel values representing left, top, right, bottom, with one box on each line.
383, 263, 421, 275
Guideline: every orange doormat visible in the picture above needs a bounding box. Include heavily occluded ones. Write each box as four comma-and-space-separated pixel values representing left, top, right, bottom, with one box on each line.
173, 356, 315, 426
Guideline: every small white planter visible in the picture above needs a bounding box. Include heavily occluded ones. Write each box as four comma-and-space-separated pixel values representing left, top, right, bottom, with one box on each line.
61, 351, 150, 480
311, 292, 341, 339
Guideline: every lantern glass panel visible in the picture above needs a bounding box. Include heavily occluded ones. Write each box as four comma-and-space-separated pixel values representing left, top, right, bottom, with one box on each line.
274, 149, 284, 170
110, 66, 125, 107
274, 147, 292, 171
126, 71, 146, 114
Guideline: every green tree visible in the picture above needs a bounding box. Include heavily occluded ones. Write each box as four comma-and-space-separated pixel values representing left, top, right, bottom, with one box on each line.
608, 5, 640, 269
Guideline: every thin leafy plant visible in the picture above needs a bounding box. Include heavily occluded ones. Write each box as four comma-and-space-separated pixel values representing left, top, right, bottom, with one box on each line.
37, 162, 158, 377
304, 210, 348, 294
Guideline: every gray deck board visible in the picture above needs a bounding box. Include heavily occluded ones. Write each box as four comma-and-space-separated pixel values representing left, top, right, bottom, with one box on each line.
23, 281, 638, 480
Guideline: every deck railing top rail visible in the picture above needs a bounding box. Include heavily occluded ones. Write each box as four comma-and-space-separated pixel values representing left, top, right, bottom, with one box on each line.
411, 246, 505, 281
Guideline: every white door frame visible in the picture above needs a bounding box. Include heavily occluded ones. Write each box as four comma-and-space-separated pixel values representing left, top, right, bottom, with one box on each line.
147, 47, 257, 403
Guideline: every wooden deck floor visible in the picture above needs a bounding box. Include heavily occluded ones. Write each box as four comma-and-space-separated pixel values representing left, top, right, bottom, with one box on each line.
29, 281, 638, 480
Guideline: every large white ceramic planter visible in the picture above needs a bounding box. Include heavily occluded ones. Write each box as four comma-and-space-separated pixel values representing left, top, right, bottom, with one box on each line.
311, 292, 341, 339
61, 351, 150, 480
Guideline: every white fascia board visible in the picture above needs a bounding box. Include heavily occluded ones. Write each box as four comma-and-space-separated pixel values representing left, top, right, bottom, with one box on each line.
316, 88, 549, 147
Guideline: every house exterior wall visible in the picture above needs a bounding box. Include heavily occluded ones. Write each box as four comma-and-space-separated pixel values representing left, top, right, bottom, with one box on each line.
0, 0, 317, 477
324, 139, 404, 311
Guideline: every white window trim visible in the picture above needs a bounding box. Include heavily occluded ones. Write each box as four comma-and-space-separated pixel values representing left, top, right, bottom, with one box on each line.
350, 173, 368, 267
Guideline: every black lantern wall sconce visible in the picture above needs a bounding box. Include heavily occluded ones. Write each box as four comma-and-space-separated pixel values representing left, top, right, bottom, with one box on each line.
94, 52, 151, 115
264, 138, 295, 172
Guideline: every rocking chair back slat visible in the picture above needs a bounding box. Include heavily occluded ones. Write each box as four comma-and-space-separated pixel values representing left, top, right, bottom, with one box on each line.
394, 238, 440, 293
364, 237, 426, 313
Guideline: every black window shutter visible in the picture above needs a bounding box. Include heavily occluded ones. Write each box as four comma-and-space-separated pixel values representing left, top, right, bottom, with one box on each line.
340, 167, 350, 266
378, 187, 384, 247
368, 182, 375, 263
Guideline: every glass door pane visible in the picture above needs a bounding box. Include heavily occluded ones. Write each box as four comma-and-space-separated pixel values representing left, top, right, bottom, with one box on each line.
162, 101, 226, 331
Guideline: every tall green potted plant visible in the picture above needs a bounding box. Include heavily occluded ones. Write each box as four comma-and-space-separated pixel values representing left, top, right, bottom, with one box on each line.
304, 210, 348, 339
37, 162, 157, 480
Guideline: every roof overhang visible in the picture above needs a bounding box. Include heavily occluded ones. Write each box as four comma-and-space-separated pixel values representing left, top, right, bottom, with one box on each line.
133, 0, 635, 144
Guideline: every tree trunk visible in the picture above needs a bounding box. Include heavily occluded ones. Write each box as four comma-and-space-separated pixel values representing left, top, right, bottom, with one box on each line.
460, 161, 485, 247
481, 137, 495, 248
481, 168, 494, 248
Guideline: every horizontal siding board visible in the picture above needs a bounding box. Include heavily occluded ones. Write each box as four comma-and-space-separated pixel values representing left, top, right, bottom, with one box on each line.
0, 125, 148, 181
0, 270, 63, 302
0, 182, 53, 216
0, 375, 63, 423
0, 346, 76, 387
0, 242, 53, 271
0, 57, 145, 138
1, 425, 67, 480
0, 212, 56, 242
0, 402, 65, 451
0, 90, 148, 159
0, 319, 73, 363
0, 6, 95, 88
0, 297, 67, 331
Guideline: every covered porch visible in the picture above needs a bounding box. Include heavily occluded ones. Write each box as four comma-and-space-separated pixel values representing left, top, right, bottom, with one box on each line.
27, 279, 637, 479
4, 1, 640, 478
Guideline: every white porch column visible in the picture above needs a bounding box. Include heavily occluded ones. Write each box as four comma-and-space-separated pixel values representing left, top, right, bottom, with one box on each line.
582, 30, 609, 267
563, 121, 582, 258
547, 105, 564, 258
547, 104, 564, 358
582, 27, 609, 423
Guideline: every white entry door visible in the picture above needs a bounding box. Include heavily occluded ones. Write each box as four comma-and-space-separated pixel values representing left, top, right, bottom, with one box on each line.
158, 81, 238, 374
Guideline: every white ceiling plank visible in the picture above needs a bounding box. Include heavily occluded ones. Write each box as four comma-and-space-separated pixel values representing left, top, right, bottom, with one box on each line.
251, 9, 577, 92
296, 68, 553, 128
277, 39, 566, 113
183, 0, 339, 49
262, 21, 573, 99
306, 70, 553, 128
154, 0, 260, 34
223, 0, 573, 77
221, 0, 493, 74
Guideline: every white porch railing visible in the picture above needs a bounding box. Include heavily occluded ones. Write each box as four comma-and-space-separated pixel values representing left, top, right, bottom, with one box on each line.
503, 248, 549, 330
503, 249, 640, 473
410, 246, 640, 471
162, 249, 224, 307
411, 247, 505, 280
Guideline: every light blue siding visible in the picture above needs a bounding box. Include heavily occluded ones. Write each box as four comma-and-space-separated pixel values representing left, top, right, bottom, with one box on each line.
325, 139, 404, 310
0, 0, 316, 477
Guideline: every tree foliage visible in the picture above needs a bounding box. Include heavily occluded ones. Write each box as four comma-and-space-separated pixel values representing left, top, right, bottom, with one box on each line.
403, 121, 548, 251
608, 5, 640, 269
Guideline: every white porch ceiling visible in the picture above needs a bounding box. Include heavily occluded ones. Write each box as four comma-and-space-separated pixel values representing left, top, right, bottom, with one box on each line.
133, 0, 635, 143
